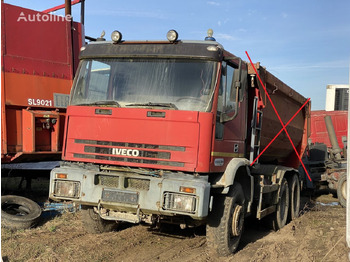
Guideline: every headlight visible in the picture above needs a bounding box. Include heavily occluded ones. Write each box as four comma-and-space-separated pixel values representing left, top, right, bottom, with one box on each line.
111, 30, 122, 43
53, 180, 80, 198
163, 192, 196, 213
166, 30, 178, 42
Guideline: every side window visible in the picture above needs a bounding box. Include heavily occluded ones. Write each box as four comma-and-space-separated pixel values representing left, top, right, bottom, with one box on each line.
217, 63, 236, 113
225, 65, 235, 112
88, 61, 111, 100
215, 62, 237, 139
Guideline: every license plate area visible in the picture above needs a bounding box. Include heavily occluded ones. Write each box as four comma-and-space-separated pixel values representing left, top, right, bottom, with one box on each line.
102, 189, 139, 205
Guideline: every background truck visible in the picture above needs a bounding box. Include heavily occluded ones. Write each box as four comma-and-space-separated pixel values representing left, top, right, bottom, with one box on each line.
301, 110, 347, 207
49, 29, 310, 256
325, 84, 349, 111
1, 2, 83, 180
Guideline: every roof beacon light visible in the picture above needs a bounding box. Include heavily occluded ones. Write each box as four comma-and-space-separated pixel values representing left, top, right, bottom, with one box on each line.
111, 30, 122, 43
167, 30, 178, 42
96, 30, 106, 41
205, 29, 216, 41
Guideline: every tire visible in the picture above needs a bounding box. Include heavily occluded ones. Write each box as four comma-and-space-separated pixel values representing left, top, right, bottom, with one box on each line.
1, 195, 42, 230
81, 206, 119, 233
206, 183, 246, 256
337, 173, 347, 208
272, 178, 289, 231
288, 174, 300, 221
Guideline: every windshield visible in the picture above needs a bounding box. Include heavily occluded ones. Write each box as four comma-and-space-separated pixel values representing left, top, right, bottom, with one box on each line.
70, 58, 217, 112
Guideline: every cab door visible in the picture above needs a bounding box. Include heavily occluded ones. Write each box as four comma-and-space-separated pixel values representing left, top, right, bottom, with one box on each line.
210, 59, 248, 172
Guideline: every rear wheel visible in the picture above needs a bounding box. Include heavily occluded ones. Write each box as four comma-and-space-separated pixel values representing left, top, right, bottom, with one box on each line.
206, 183, 246, 256
288, 174, 300, 221
272, 178, 289, 231
81, 206, 119, 233
337, 173, 347, 207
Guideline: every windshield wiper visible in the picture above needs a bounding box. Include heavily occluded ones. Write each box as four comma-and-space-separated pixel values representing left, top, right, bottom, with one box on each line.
76, 100, 120, 107
125, 102, 178, 110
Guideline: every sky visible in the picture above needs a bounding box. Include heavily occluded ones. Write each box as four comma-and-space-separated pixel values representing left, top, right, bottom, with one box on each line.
5, 0, 350, 110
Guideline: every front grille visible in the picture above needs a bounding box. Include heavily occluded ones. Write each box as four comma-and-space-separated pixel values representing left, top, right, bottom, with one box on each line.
124, 178, 150, 191
75, 140, 185, 151
73, 139, 186, 168
98, 175, 119, 188
84, 146, 171, 160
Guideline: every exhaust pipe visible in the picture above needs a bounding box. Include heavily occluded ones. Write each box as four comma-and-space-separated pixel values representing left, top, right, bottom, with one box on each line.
324, 115, 342, 160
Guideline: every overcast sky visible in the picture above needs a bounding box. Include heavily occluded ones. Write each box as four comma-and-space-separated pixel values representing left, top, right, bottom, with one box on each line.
5, 0, 350, 110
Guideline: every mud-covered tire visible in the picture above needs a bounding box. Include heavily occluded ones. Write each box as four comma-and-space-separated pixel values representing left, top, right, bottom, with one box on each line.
288, 174, 300, 221
337, 173, 347, 208
272, 178, 289, 231
1, 195, 42, 230
206, 183, 246, 256
81, 206, 119, 233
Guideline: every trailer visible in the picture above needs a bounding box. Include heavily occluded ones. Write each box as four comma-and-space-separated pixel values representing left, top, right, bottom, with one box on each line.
301, 110, 347, 207
48, 30, 310, 256
309, 110, 347, 149
1, 2, 83, 171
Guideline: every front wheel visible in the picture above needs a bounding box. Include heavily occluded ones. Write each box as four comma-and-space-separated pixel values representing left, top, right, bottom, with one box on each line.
206, 183, 246, 256
81, 206, 119, 233
337, 173, 347, 207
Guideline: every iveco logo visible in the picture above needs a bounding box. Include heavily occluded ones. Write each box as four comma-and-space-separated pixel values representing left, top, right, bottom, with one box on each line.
111, 148, 140, 157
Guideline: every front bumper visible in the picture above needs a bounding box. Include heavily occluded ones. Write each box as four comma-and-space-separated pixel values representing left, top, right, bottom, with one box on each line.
49, 165, 210, 221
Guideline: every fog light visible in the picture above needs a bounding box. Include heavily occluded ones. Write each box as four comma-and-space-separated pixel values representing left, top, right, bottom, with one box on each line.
163, 192, 196, 213
111, 30, 122, 43
166, 30, 178, 42
54, 180, 80, 198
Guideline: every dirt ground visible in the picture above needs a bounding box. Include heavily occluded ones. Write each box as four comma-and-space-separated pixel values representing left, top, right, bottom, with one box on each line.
1, 178, 349, 262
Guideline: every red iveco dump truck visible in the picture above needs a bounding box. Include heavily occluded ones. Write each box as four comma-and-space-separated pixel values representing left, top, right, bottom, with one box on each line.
49, 30, 310, 256
1, 3, 83, 172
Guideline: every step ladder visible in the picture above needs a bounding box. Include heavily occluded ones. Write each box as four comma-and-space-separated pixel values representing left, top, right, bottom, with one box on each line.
249, 96, 263, 164
256, 179, 279, 219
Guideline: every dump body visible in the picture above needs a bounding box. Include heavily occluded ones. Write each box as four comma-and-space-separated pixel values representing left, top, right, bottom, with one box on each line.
248, 63, 310, 168
1, 3, 83, 164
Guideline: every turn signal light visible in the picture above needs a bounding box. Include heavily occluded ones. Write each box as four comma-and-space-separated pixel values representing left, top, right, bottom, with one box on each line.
56, 173, 68, 179
180, 186, 196, 194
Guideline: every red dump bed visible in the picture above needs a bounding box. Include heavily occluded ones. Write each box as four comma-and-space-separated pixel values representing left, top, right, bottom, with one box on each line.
248, 63, 310, 169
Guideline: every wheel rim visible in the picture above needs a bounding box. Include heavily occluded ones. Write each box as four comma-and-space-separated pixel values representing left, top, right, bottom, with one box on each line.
2, 203, 30, 216
231, 205, 243, 237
